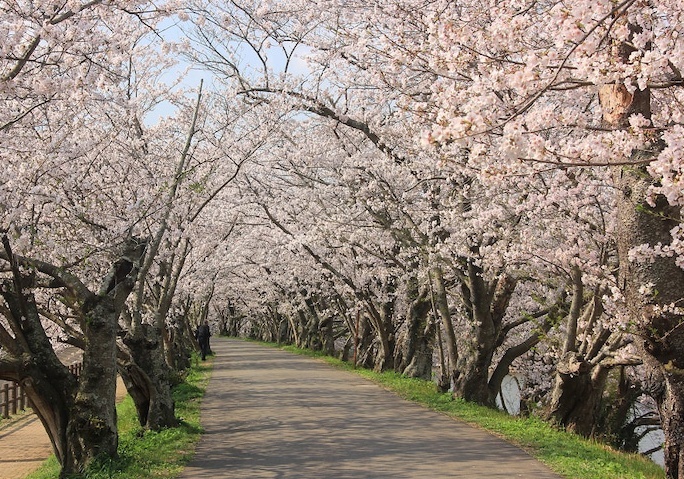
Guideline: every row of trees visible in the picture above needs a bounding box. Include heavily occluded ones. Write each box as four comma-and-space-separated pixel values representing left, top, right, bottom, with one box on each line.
2, 0, 683, 478
0, 0, 252, 474
183, 0, 683, 477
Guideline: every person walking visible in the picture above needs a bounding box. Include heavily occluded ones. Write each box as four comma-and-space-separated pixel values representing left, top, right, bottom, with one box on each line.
196, 321, 211, 361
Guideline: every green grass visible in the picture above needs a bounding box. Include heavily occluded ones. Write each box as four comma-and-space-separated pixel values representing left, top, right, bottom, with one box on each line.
280, 344, 665, 479
26, 356, 212, 479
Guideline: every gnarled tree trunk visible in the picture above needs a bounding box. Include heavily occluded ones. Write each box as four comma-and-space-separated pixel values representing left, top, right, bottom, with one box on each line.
453, 261, 516, 406
0, 236, 145, 477
397, 277, 434, 379
66, 294, 120, 471
547, 351, 610, 437
546, 269, 606, 435
119, 323, 178, 430
601, 22, 684, 478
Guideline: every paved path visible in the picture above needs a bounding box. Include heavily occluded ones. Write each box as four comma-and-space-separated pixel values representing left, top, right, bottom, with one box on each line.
0, 414, 53, 479
180, 339, 561, 479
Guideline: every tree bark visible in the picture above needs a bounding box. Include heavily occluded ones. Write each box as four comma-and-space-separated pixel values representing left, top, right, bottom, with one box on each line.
119, 323, 178, 430
429, 266, 458, 388
0, 235, 146, 476
546, 270, 602, 435
600, 22, 684, 477
615, 162, 684, 477
66, 295, 120, 471
546, 351, 610, 437
365, 299, 395, 372
355, 314, 376, 369
399, 278, 434, 379
453, 263, 516, 406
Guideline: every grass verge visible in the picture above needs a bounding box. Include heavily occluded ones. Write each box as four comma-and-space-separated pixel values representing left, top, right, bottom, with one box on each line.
280, 344, 665, 479
25, 356, 212, 479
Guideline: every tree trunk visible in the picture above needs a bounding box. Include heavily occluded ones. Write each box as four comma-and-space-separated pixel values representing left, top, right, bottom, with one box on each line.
429, 266, 458, 388
355, 315, 376, 369
123, 303, 179, 429
599, 23, 684, 477
365, 300, 395, 372
65, 296, 120, 471
277, 313, 291, 344
296, 309, 309, 348
163, 318, 191, 372
546, 352, 609, 437
616, 165, 684, 477
320, 315, 335, 356
453, 263, 516, 406
399, 279, 434, 379
545, 269, 605, 435
119, 324, 178, 430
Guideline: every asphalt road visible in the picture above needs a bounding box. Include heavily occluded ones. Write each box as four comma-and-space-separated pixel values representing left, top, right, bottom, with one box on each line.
179, 338, 561, 479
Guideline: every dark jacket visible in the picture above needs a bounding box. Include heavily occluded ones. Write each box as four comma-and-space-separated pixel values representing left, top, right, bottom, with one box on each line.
196, 324, 210, 340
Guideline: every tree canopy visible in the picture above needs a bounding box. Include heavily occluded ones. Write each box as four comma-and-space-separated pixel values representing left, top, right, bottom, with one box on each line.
2, 0, 683, 477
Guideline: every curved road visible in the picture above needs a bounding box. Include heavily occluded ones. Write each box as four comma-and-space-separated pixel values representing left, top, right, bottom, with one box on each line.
180, 338, 560, 479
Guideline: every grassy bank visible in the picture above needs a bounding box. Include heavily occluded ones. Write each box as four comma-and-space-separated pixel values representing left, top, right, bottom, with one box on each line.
26, 356, 212, 479
281, 344, 665, 479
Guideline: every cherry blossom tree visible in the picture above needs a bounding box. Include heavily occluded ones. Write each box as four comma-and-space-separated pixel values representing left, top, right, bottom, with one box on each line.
415, 2, 684, 476
0, 0, 202, 471
0, 235, 146, 474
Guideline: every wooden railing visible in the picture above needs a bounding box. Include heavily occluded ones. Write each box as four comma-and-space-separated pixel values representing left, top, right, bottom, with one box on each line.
1, 381, 28, 418
1, 363, 82, 419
